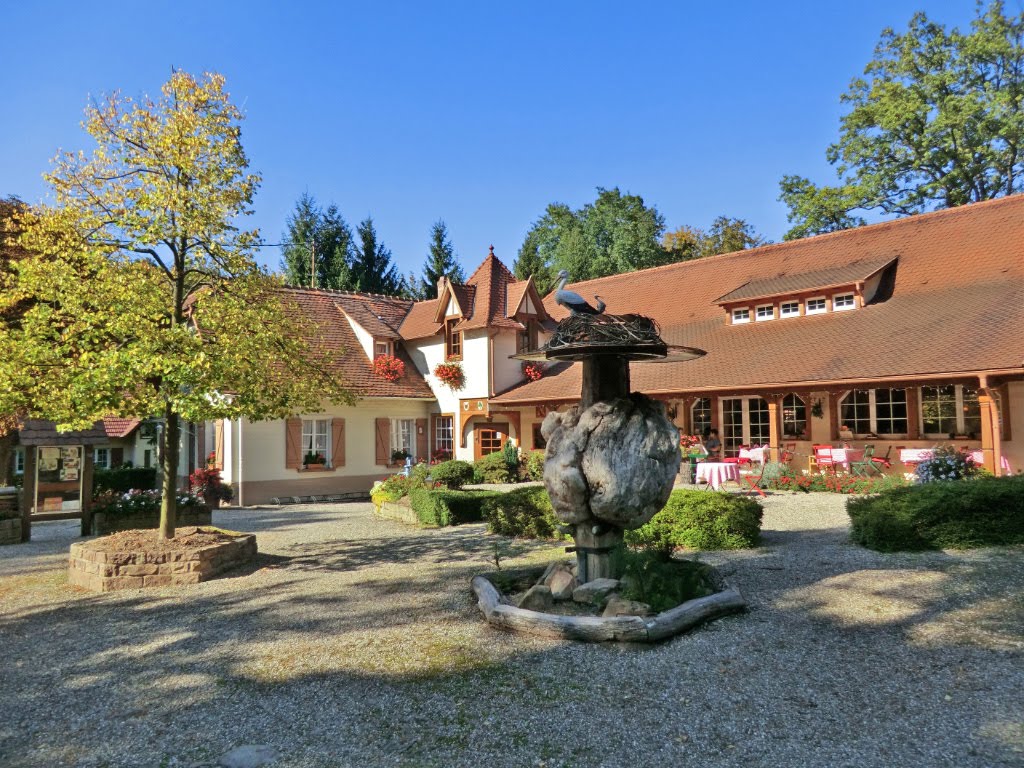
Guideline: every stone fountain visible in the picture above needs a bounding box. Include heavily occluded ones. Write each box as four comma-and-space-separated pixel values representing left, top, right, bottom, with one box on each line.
471, 312, 747, 642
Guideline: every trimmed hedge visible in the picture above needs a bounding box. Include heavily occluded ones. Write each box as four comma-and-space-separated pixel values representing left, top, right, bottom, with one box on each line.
430, 460, 474, 490
482, 486, 567, 540
408, 488, 502, 527
625, 489, 763, 551
847, 475, 1024, 551
524, 450, 545, 482
93, 467, 158, 493
472, 451, 515, 484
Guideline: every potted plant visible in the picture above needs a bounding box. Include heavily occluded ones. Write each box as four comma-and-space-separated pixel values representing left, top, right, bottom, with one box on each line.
433, 360, 465, 391
391, 449, 411, 466
303, 451, 327, 470
521, 361, 544, 382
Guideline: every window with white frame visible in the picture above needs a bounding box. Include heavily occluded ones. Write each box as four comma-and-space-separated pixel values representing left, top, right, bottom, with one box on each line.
833, 293, 855, 311
780, 301, 799, 318
94, 447, 110, 469
721, 397, 770, 456
375, 340, 391, 357
691, 398, 712, 437
782, 393, 807, 437
434, 415, 453, 458
732, 308, 750, 324
14, 448, 24, 475
302, 418, 330, 464
920, 385, 980, 436
755, 305, 774, 321
806, 297, 827, 314
839, 389, 908, 435
391, 418, 415, 461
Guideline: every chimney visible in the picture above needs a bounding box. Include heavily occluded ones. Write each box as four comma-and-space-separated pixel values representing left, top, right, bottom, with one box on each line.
436, 274, 448, 299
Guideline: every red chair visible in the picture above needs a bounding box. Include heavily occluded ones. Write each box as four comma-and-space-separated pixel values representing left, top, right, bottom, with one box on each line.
871, 445, 893, 470
812, 444, 839, 474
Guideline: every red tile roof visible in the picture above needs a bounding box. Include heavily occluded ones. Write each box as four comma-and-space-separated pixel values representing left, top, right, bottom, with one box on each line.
493, 196, 1024, 404
714, 255, 896, 304
102, 417, 141, 439
456, 249, 524, 331
280, 288, 435, 399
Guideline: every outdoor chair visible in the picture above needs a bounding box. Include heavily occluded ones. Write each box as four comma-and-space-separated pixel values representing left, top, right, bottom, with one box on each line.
812, 444, 839, 474
872, 445, 893, 470
850, 444, 882, 476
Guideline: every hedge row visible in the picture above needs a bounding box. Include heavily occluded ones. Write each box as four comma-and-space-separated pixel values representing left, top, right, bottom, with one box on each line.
625, 490, 763, 551
93, 467, 159, 494
847, 474, 1024, 551
408, 488, 502, 527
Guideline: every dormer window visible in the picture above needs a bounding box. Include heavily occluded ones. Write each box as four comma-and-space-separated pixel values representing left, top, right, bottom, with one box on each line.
780, 301, 799, 318
833, 293, 855, 311
732, 308, 751, 324
374, 341, 391, 358
806, 297, 827, 315
755, 305, 774, 322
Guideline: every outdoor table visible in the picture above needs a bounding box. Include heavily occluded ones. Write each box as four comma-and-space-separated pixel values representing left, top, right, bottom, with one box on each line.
830, 447, 864, 471
695, 461, 739, 490
738, 446, 767, 464
900, 448, 1011, 473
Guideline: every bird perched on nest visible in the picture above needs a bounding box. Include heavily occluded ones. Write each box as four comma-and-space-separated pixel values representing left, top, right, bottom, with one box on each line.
554, 270, 605, 315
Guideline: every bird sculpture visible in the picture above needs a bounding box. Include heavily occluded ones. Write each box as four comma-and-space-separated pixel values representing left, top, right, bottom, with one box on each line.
554, 270, 606, 315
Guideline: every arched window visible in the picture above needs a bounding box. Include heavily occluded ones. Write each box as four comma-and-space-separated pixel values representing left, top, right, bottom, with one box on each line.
782, 394, 807, 438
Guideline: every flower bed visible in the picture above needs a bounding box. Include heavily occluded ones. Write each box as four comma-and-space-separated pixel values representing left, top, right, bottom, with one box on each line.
90, 489, 210, 535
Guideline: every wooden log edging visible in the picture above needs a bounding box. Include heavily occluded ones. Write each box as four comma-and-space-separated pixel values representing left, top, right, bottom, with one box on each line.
471, 574, 746, 643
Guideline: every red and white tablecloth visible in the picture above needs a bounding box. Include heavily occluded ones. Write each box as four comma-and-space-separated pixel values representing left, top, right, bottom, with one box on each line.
829, 448, 864, 470
738, 446, 767, 464
696, 462, 739, 490
900, 449, 1011, 472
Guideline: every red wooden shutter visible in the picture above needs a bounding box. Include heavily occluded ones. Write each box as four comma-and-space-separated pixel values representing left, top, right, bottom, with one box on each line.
331, 418, 346, 467
416, 418, 428, 462
285, 418, 303, 469
375, 418, 390, 465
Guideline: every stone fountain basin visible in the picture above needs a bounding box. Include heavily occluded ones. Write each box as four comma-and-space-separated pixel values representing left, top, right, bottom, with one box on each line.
471, 566, 746, 643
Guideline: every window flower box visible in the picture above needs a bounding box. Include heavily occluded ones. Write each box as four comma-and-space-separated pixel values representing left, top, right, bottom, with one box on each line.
373, 353, 405, 382
433, 360, 465, 391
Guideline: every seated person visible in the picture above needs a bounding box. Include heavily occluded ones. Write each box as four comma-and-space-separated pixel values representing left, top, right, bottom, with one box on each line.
703, 428, 722, 460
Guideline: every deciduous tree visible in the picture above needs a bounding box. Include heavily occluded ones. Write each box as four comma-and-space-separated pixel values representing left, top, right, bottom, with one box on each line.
0, 71, 355, 538
780, 1, 1024, 239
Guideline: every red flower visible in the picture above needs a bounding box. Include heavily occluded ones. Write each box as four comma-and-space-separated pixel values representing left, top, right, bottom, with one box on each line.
433, 361, 465, 390
373, 354, 405, 382
522, 361, 545, 382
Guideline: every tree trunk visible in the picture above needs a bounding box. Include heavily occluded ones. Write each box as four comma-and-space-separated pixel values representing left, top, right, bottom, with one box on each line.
0, 432, 14, 487
159, 403, 179, 540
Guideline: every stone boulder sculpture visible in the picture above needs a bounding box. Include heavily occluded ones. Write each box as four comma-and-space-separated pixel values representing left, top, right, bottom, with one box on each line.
542, 395, 680, 530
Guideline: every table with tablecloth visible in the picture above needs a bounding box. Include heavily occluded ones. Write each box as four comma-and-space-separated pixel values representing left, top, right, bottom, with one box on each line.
695, 461, 739, 490
737, 446, 768, 464
900, 448, 1011, 472
829, 447, 864, 471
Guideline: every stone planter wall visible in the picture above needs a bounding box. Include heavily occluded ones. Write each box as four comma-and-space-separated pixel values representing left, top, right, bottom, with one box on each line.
375, 497, 419, 526
0, 488, 21, 545
92, 507, 212, 535
68, 529, 257, 592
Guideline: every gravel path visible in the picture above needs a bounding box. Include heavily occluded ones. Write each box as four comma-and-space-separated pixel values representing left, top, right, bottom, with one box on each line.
1, 494, 1022, 768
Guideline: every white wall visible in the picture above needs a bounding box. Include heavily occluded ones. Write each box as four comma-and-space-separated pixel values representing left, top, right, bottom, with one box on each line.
492, 329, 522, 396
345, 315, 375, 361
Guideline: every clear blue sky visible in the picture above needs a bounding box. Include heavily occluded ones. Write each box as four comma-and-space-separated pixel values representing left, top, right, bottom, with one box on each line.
2, 1, 979, 279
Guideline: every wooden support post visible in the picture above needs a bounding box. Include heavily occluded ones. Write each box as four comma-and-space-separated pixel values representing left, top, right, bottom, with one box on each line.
978, 393, 998, 474
574, 524, 624, 582
768, 399, 780, 463
580, 356, 630, 409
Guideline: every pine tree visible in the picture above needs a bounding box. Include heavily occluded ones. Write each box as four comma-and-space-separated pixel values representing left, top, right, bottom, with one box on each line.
351, 217, 402, 295
513, 231, 554, 292
280, 194, 354, 289
421, 220, 464, 296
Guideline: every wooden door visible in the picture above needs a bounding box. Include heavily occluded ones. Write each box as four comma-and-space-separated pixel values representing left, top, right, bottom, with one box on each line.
473, 422, 509, 460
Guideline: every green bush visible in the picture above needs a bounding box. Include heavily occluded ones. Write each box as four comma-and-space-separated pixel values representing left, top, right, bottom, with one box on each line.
430, 460, 474, 490
848, 474, 1024, 551
482, 486, 567, 540
525, 450, 545, 481
409, 488, 502, 526
473, 451, 514, 484
370, 474, 412, 508
93, 466, 158, 494
611, 547, 716, 613
625, 489, 763, 551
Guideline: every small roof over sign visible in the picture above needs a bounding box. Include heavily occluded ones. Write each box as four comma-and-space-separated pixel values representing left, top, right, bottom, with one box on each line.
18, 419, 108, 446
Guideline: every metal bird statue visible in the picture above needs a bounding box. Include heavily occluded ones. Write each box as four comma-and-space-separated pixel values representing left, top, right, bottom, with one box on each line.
554, 270, 606, 315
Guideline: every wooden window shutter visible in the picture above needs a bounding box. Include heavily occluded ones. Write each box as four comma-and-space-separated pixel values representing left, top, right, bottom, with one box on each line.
375, 418, 390, 465
285, 418, 303, 469
416, 418, 428, 461
331, 418, 346, 467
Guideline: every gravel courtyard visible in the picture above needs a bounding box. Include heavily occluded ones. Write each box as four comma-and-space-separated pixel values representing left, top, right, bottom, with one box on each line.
1, 494, 1022, 768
